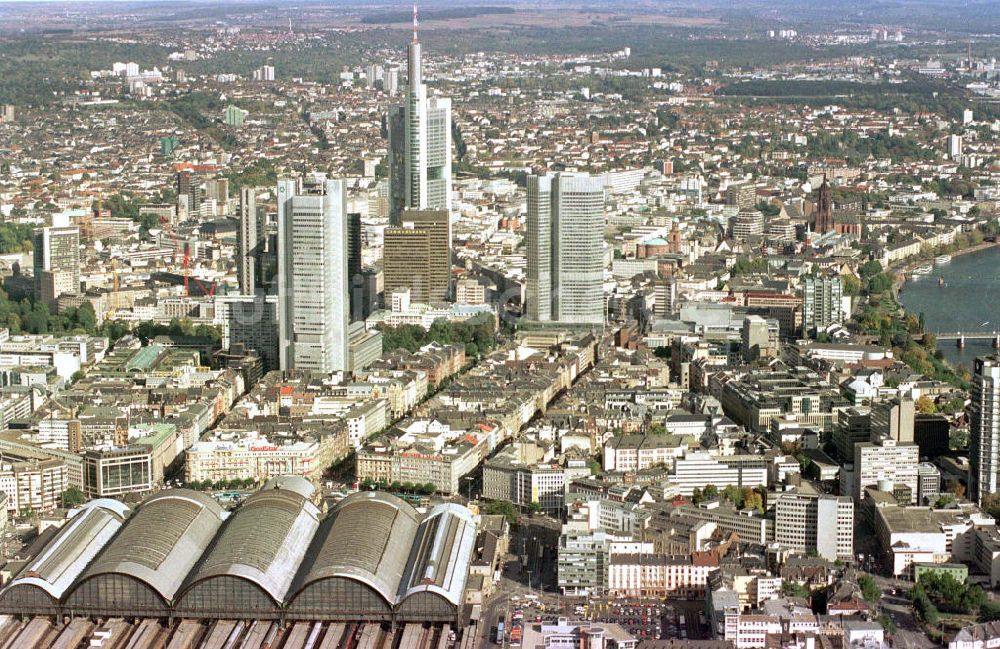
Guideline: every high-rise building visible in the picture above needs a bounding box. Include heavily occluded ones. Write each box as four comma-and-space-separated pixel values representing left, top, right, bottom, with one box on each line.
741, 315, 779, 362
853, 438, 919, 504
215, 294, 279, 372
801, 275, 843, 335
724, 182, 757, 211
971, 356, 1000, 504
730, 210, 764, 241
237, 188, 265, 294
33, 214, 80, 308
814, 176, 834, 233
277, 177, 350, 373
872, 397, 915, 444
177, 170, 201, 214
383, 208, 451, 304
654, 276, 678, 317
526, 173, 605, 325
949, 134, 963, 159
773, 490, 854, 562
387, 20, 452, 225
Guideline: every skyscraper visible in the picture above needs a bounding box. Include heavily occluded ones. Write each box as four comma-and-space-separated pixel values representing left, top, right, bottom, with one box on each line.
526, 173, 605, 325
971, 356, 1000, 504
383, 208, 451, 304
237, 187, 265, 294
33, 214, 80, 308
277, 177, 350, 373
387, 11, 452, 226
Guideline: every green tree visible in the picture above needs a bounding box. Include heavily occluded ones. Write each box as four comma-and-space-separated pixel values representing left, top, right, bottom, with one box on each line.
858, 575, 881, 603
61, 487, 85, 507
484, 500, 518, 526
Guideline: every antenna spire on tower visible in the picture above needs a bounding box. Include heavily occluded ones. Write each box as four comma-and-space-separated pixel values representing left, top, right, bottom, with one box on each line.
413, 3, 418, 43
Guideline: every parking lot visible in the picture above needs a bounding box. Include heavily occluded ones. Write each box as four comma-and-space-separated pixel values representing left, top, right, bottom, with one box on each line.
575, 598, 708, 642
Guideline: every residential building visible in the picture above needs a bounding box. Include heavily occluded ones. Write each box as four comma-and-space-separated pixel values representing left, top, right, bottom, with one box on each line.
0, 456, 67, 513
800, 275, 843, 335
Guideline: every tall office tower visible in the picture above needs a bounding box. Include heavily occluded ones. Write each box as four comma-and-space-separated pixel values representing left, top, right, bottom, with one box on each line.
970, 356, 1000, 504
177, 170, 201, 214
526, 173, 605, 325
33, 214, 80, 308
814, 176, 834, 233
237, 188, 265, 294
800, 275, 843, 335
387, 16, 452, 225
383, 208, 451, 304
348, 212, 362, 281
276, 177, 350, 374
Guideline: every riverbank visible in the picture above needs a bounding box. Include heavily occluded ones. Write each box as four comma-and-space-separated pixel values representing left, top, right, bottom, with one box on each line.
893, 241, 999, 295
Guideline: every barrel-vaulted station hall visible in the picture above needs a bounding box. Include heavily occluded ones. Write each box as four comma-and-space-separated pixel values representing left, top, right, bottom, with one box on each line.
0, 476, 479, 628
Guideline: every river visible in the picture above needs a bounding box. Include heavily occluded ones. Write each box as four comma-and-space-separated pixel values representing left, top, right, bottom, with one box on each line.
897, 245, 1000, 369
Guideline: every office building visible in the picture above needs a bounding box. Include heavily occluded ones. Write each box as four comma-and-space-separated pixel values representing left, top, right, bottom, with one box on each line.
383, 208, 451, 303
215, 294, 279, 372
33, 214, 80, 308
800, 275, 843, 335
526, 173, 605, 325
773, 489, 853, 561
237, 188, 265, 294
277, 177, 350, 373
872, 397, 915, 444
557, 531, 634, 596
82, 447, 153, 499
741, 315, 779, 362
388, 25, 451, 225
971, 356, 1000, 504
854, 438, 920, 504
832, 407, 872, 462
670, 451, 768, 496
177, 170, 201, 213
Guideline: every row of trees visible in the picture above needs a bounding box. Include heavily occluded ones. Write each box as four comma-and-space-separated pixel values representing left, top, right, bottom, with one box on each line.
379, 314, 496, 358
359, 478, 436, 495
186, 478, 256, 491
